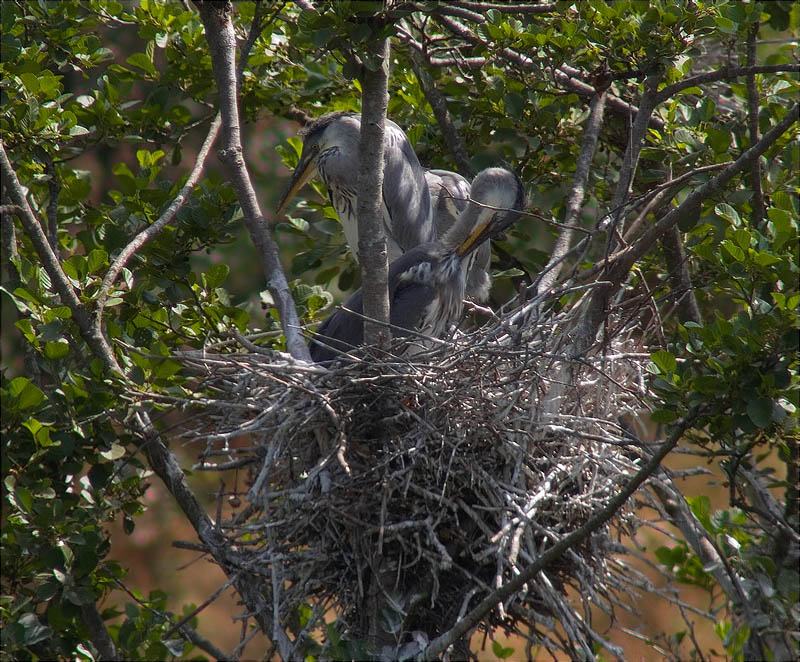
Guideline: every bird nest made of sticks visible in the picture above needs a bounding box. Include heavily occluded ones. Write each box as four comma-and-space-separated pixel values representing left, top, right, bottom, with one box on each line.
175, 303, 655, 658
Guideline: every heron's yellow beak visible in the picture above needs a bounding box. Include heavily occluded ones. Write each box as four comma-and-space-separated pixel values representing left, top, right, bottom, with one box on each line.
275, 152, 317, 216
456, 213, 496, 257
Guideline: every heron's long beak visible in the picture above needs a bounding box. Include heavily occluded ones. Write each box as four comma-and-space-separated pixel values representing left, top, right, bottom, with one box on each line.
456, 208, 521, 257
275, 152, 317, 216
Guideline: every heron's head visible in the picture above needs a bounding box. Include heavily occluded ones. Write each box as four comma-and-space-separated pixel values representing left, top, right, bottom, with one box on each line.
275, 112, 360, 216
450, 168, 526, 257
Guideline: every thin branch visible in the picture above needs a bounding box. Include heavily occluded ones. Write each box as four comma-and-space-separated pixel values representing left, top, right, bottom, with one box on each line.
409, 48, 474, 176
603, 73, 662, 243
450, 1, 557, 13
537, 89, 607, 295
422, 409, 700, 659
94, 114, 221, 335
356, 37, 392, 347
660, 223, 703, 325
655, 63, 800, 103
195, 1, 311, 361
434, 14, 666, 131
0, 142, 121, 372
745, 23, 765, 229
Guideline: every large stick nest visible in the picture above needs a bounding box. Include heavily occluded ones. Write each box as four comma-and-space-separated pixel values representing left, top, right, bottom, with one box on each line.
176, 298, 656, 658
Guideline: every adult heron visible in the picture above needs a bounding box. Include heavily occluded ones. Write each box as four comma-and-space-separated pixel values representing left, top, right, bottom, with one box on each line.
276, 113, 492, 300
275, 111, 435, 261
309, 167, 525, 363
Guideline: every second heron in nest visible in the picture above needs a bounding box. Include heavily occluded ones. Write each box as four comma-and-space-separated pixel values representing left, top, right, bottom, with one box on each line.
309, 167, 525, 363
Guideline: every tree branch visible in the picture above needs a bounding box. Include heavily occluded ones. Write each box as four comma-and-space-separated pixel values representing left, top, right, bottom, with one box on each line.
195, 0, 311, 361
450, 0, 557, 13
434, 15, 666, 131
603, 73, 662, 243
574, 103, 798, 355
745, 24, 765, 229
356, 37, 392, 347
655, 63, 800, 103
0, 142, 121, 372
79, 603, 118, 661
422, 408, 700, 660
536, 90, 607, 295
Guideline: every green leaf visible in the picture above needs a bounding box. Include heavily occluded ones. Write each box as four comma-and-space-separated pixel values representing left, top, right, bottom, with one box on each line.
205, 263, 229, 289
492, 640, 515, 659
44, 339, 70, 360
87, 248, 109, 273
8, 377, 45, 410
714, 203, 741, 226
650, 349, 677, 374
126, 52, 156, 76
746, 397, 774, 428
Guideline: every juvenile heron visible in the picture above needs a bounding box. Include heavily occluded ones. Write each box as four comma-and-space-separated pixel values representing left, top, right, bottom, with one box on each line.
276, 111, 435, 261
276, 113, 492, 300
426, 169, 492, 302
309, 167, 525, 363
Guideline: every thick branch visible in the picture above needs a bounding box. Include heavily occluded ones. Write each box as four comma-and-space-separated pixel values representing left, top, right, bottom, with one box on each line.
409, 49, 474, 176
450, 1, 556, 13
356, 37, 391, 347
196, 0, 311, 362
422, 409, 700, 659
80, 603, 118, 661
745, 24, 765, 228
536, 90, 607, 295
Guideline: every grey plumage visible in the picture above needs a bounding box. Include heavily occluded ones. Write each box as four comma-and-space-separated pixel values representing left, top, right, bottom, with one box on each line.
277, 112, 435, 261
425, 169, 492, 302
310, 167, 525, 363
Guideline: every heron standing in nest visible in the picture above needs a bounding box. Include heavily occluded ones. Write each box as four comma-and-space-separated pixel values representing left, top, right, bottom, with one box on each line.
276, 112, 492, 301
309, 167, 525, 363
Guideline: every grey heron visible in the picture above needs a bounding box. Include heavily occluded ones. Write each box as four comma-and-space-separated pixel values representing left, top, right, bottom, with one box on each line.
426, 168, 492, 302
276, 113, 492, 300
276, 111, 435, 261
309, 167, 525, 363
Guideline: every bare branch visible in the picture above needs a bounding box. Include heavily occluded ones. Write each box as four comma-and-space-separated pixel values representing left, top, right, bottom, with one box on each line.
660, 225, 703, 325
356, 37, 392, 347
195, 1, 311, 361
603, 73, 662, 243
655, 63, 800, 103
450, 1, 557, 13
745, 23, 765, 228
408, 48, 474, 176
536, 90, 607, 295
94, 114, 222, 335
422, 409, 700, 659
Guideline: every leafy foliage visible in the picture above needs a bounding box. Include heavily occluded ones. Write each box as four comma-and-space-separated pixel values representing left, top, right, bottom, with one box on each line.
1, 0, 797, 659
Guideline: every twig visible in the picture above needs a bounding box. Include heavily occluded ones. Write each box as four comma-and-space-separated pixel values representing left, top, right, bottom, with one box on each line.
408, 48, 474, 176
195, 1, 311, 361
